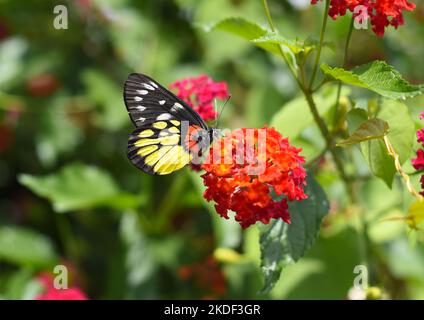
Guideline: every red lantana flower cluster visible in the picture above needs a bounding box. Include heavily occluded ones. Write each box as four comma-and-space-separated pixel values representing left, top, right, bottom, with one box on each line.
201, 127, 308, 228
311, 0, 416, 36
35, 272, 88, 300
411, 111, 424, 196
170, 75, 229, 121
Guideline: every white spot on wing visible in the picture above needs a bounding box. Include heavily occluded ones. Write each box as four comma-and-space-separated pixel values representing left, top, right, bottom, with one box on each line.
142, 83, 155, 90
137, 117, 146, 122
150, 81, 159, 88
137, 90, 148, 95
134, 96, 143, 101
174, 102, 184, 109
135, 105, 146, 111
159, 100, 166, 105
157, 113, 172, 120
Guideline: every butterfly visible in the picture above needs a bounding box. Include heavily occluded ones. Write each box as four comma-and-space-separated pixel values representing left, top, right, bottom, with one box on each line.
123, 73, 218, 175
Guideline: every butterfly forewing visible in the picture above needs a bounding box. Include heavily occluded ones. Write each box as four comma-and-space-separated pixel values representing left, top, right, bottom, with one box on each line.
124, 73, 208, 128
123, 73, 210, 175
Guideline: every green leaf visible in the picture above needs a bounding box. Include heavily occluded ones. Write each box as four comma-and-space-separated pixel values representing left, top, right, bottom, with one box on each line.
346, 108, 368, 133
252, 33, 317, 55
346, 100, 415, 187
379, 100, 415, 165
120, 211, 158, 299
3, 269, 43, 300
0, 226, 57, 267
207, 17, 297, 69
18, 163, 140, 213
206, 17, 267, 41
0, 38, 28, 90
337, 118, 389, 146
271, 85, 350, 139
321, 61, 424, 100
81, 70, 128, 131
35, 96, 82, 167
259, 175, 329, 293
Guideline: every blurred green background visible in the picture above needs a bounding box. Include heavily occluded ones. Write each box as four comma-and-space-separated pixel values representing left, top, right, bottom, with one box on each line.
1, 0, 424, 299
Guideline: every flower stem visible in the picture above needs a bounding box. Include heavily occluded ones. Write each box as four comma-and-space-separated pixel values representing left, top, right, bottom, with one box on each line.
333, 16, 355, 126
309, 0, 330, 89
262, 0, 354, 201
261, 0, 303, 89
302, 89, 354, 199
384, 136, 423, 201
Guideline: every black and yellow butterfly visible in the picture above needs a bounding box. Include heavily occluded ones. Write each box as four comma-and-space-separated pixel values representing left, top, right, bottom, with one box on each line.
123, 73, 216, 175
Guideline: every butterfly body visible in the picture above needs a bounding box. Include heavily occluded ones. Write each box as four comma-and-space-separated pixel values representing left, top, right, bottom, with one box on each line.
123, 73, 214, 175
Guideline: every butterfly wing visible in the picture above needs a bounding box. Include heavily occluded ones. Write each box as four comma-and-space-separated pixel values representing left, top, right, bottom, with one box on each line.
124, 73, 208, 129
123, 73, 209, 175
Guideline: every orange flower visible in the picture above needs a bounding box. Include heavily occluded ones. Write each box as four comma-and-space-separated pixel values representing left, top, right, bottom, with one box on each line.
201, 127, 307, 228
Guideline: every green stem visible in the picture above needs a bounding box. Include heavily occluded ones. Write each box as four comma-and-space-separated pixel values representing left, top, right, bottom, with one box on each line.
262, 0, 353, 201
261, 0, 303, 89
333, 17, 355, 126
55, 214, 78, 263
154, 172, 188, 232
302, 89, 353, 199
309, 0, 330, 89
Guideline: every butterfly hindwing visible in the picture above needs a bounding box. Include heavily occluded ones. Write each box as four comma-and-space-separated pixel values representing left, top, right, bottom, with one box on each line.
127, 120, 193, 175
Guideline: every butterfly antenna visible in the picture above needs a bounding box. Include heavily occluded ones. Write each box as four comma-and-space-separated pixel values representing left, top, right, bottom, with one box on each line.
214, 95, 231, 129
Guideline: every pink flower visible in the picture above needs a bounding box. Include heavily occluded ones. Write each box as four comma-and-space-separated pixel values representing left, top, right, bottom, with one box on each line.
170, 75, 229, 121
412, 149, 424, 171
35, 272, 88, 300
411, 111, 424, 196
36, 288, 88, 300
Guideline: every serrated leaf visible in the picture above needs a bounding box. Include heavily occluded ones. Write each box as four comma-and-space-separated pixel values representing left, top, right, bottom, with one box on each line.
321, 61, 424, 100
338, 118, 389, 146
19, 163, 140, 213
259, 175, 329, 293
0, 226, 57, 267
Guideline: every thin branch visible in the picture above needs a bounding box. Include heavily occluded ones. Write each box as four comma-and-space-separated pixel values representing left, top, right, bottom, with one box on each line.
309, 0, 330, 89
384, 136, 423, 201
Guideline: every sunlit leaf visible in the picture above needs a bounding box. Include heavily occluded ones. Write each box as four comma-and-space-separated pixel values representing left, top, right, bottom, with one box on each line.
346, 100, 415, 187
321, 61, 424, 100
207, 17, 297, 70
337, 118, 389, 146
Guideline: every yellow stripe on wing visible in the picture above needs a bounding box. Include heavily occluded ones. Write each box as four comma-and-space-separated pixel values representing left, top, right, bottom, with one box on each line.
154, 145, 191, 175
